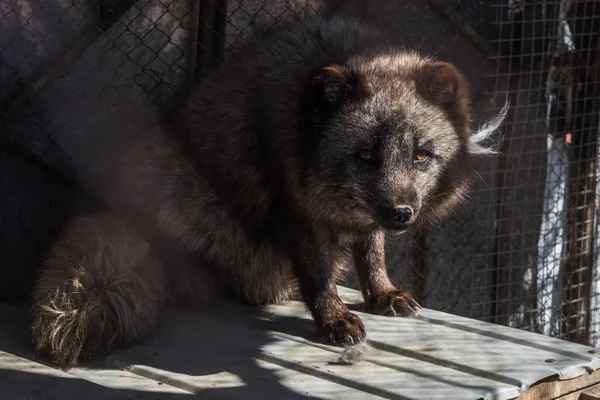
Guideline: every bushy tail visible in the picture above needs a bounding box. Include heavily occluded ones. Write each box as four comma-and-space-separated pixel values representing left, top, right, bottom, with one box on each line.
31, 213, 167, 369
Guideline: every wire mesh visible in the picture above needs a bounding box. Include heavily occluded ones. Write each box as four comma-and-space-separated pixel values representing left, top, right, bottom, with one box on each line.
2, 0, 600, 346
483, 0, 600, 345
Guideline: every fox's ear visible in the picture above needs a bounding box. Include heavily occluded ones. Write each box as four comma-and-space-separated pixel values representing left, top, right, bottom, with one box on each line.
417, 62, 464, 106
310, 64, 366, 111
417, 61, 471, 134
311, 65, 351, 107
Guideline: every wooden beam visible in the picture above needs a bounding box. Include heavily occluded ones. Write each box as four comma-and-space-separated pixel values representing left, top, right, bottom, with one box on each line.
516, 369, 600, 400
581, 384, 600, 400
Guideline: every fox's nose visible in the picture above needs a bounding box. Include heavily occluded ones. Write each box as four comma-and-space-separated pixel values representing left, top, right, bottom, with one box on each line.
392, 206, 414, 224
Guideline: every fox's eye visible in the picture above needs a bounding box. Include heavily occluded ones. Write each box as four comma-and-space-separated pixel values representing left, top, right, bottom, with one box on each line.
358, 150, 374, 162
414, 151, 429, 163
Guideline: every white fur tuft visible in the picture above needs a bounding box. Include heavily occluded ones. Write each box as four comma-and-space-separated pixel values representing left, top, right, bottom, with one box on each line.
468, 100, 510, 156
339, 341, 370, 365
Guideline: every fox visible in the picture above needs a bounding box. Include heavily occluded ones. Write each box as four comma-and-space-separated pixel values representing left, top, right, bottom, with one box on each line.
30, 15, 507, 369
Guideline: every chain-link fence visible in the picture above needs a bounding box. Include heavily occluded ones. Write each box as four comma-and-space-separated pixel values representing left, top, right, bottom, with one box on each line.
2, 0, 600, 346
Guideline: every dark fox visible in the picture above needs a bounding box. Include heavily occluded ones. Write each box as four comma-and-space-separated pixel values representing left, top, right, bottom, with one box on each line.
30, 15, 507, 368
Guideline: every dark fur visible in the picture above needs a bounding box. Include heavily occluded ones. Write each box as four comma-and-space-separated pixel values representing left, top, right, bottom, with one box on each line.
31, 16, 504, 368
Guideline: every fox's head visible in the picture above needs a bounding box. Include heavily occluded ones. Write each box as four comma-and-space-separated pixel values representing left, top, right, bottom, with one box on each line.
303, 52, 506, 233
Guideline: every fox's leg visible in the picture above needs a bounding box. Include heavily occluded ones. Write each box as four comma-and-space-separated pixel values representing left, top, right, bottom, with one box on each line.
353, 230, 421, 317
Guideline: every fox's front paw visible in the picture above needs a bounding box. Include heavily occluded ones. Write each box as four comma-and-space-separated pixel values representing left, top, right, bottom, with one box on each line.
369, 289, 421, 317
320, 312, 366, 347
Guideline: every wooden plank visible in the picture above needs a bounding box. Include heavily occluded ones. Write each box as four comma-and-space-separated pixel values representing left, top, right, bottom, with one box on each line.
516, 369, 600, 400
581, 384, 600, 400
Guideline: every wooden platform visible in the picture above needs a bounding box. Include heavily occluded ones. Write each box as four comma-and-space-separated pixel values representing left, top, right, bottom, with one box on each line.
2, 287, 600, 400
